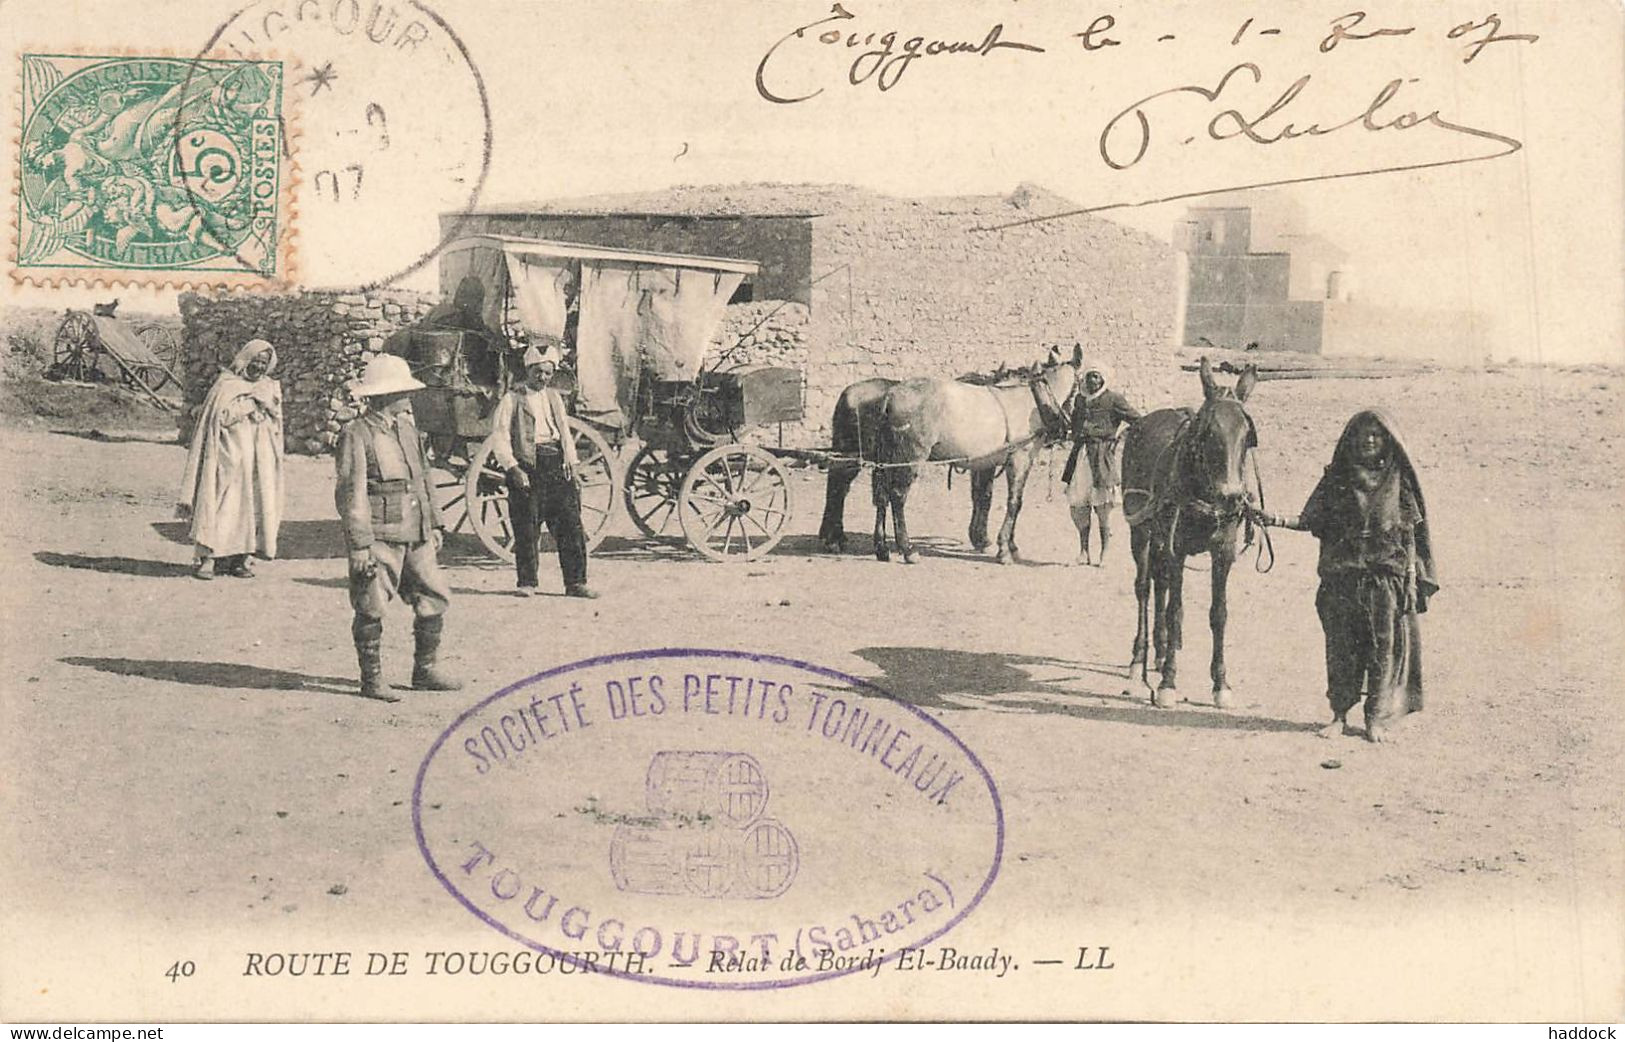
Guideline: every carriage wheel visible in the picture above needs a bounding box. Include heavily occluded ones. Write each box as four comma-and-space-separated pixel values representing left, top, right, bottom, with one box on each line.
623, 443, 687, 540
464, 418, 619, 562
425, 436, 476, 543
130, 363, 178, 394
677, 444, 792, 562
50, 311, 99, 382
563, 420, 618, 553
135, 325, 182, 391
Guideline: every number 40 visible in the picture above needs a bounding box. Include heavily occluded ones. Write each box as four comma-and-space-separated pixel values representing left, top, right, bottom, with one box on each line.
164, 960, 195, 982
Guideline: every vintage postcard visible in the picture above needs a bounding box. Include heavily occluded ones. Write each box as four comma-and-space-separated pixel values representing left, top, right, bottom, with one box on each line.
0, 0, 1621, 1026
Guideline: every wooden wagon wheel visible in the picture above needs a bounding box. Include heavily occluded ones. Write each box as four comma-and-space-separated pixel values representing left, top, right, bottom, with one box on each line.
50, 311, 99, 382
129, 362, 178, 394
464, 418, 618, 562
677, 444, 792, 562
134, 325, 182, 392
425, 435, 478, 545
622, 443, 688, 540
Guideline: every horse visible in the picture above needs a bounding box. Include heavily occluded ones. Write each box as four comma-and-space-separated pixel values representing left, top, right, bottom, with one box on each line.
1122, 357, 1259, 708
818, 358, 1059, 553
818, 377, 898, 552
870, 344, 1082, 564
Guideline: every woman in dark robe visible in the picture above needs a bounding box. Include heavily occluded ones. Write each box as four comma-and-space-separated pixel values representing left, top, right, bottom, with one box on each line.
1260, 411, 1439, 742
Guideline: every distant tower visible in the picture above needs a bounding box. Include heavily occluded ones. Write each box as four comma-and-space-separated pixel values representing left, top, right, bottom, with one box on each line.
1178, 205, 1326, 353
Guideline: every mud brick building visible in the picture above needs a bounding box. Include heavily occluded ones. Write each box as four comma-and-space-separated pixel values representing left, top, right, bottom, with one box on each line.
445, 182, 1179, 440
1176, 205, 1489, 359
178, 183, 1179, 454
1178, 206, 1329, 354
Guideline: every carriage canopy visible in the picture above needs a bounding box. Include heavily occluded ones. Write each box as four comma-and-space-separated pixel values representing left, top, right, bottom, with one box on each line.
438, 234, 758, 428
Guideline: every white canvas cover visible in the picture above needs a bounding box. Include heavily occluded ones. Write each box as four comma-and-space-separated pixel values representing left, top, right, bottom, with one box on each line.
574, 262, 642, 428
437, 235, 755, 428
502, 252, 572, 341
639, 266, 745, 381
573, 262, 746, 426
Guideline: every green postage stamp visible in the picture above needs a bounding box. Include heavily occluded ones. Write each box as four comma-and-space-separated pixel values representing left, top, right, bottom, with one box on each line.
14, 54, 291, 287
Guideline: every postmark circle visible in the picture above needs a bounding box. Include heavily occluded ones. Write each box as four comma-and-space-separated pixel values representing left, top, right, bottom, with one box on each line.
413, 648, 1005, 990
187, 0, 492, 289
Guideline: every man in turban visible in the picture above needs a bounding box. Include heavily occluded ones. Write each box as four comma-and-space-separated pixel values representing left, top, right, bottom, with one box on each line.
488, 340, 595, 599
177, 338, 284, 579
1061, 363, 1141, 566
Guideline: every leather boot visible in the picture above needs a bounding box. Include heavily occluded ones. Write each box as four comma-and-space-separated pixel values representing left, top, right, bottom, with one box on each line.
412, 615, 463, 691
352, 615, 397, 703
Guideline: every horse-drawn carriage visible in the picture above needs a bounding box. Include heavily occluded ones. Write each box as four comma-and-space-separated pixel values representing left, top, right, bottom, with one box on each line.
395, 235, 804, 563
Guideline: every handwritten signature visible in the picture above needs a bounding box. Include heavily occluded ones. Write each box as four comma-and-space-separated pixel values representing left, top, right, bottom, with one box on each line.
976, 62, 1524, 231
1098, 63, 1521, 171
755, 3, 1044, 104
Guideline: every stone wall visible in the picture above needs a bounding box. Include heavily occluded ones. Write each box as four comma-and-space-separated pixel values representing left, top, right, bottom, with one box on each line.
180, 184, 1179, 455
800, 199, 1177, 440
178, 288, 434, 454
709, 300, 810, 370
451, 185, 1180, 444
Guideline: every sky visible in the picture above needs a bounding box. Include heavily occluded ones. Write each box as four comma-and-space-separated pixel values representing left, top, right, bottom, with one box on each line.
3, 0, 1621, 363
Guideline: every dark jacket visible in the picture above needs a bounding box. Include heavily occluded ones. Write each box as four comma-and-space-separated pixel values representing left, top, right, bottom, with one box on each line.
1070, 390, 1141, 442
489, 387, 579, 471
1298, 410, 1438, 611
1063, 390, 1141, 484
334, 410, 442, 550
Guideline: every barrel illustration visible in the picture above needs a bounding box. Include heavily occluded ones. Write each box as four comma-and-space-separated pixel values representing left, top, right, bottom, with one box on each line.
610, 820, 799, 899
737, 818, 799, 898
610, 822, 743, 898
644, 751, 769, 828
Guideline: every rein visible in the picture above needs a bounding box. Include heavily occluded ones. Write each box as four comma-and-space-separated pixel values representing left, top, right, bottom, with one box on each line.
1124, 400, 1272, 568
863, 368, 1075, 474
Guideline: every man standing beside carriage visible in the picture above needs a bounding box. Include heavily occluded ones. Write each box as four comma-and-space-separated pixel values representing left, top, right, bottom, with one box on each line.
489, 340, 597, 599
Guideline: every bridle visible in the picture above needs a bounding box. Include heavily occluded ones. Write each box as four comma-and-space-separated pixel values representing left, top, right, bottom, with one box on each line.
1029, 362, 1080, 442
1177, 393, 1255, 519
1131, 393, 1257, 561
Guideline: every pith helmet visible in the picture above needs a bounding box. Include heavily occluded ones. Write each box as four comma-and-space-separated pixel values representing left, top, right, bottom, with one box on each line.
349, 354, 425, 397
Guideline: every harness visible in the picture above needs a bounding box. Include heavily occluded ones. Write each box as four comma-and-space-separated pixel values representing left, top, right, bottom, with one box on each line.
1122, 396, 1274, 571
1030, 373, 1073, 441
858, 368, 1078, 476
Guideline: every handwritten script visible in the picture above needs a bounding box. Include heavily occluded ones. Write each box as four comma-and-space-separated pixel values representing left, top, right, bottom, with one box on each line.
754, 5, 1539, 225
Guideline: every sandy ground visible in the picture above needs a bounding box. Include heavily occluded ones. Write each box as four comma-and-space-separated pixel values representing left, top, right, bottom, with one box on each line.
1, 364, 1621, 1022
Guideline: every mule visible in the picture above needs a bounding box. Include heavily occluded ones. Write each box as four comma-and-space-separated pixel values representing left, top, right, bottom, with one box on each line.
870, 345, 1082, 564
1123, 357, 1259, 708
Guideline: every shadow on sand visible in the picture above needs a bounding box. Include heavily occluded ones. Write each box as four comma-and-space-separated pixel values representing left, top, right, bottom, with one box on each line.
151, 519, 349, 559
51, 428, 180, 444
62, 656, 357, 696
850, 645, 1318, 733
34, 551, 193, 578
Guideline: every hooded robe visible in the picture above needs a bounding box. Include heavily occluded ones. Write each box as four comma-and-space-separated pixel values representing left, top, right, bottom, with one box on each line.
178, 341, 285, 559
1298, 410, 1439, 722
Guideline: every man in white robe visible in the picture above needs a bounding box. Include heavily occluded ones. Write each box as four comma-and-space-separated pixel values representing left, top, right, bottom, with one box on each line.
177, 338, 285, 579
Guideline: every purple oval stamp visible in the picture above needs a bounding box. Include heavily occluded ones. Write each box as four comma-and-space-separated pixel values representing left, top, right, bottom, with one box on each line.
413, 648, 1004, 990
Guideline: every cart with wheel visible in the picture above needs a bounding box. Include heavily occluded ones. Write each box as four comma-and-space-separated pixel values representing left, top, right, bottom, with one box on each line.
404, 234, 801, 563
47, 302, 182, 406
